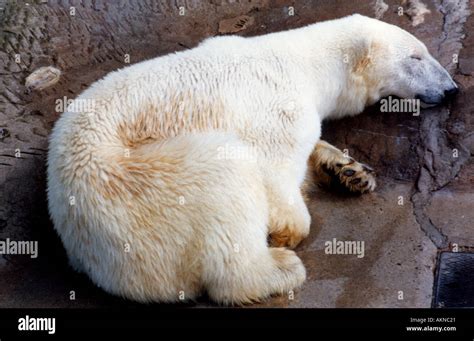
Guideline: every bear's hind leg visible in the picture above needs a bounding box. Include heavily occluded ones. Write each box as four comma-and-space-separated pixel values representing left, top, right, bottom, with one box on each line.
205, 246, 306, 305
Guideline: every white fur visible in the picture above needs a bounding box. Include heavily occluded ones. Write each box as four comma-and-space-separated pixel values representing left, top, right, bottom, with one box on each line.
47, 15, 453, 304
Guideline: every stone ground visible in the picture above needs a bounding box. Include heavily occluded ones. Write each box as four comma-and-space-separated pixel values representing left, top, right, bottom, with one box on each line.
0, 0, 472, 308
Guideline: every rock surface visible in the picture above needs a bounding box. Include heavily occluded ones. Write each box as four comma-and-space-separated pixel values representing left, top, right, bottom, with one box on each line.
0, 0, 472, 308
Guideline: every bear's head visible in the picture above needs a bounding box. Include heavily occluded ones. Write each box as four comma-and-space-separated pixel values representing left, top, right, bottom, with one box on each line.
348, 15, 458, 110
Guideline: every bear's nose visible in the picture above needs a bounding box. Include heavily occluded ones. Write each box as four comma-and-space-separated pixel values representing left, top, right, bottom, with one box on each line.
444, 86, 459, 98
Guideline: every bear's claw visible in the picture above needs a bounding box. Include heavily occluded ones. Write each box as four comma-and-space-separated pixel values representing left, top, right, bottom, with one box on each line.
335, 159, 376, 193
309, 141, 377, 194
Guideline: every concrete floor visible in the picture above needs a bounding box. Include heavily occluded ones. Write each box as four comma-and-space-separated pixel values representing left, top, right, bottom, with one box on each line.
0, 0, 473, 308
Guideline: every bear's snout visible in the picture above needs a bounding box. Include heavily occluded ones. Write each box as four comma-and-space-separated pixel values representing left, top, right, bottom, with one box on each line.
415, 84, 458, 105
444, 85, 459, 99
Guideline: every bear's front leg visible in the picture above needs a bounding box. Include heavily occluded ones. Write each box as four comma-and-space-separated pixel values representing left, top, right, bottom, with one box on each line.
266, 177, 311, 249
308, 140, 376, 193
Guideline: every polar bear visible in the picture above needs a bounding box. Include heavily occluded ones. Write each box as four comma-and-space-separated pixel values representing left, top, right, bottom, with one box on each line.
47, 14, 457, 305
